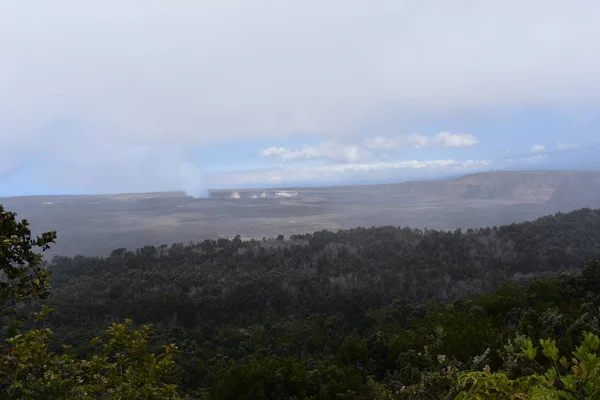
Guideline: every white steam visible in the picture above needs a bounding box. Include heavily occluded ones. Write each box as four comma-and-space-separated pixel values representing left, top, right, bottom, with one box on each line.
178, 161, 208, 198
1, 131, 209, 196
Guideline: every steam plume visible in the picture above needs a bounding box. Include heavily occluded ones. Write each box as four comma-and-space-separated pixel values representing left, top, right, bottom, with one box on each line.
178, 161, 208, 198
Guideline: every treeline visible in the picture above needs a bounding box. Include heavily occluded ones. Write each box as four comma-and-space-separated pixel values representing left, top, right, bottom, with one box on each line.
48, 208, 600, 331
26, 208, 600, 398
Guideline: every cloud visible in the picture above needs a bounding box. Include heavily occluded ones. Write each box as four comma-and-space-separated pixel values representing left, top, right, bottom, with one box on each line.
364, 132, 478, 150
524, 154, 549, 163
433, 131, 479, 147
363, 133, 429, 150
362, 136, 399, 150
259, 147, 290, 158
1, 0, 599, 194
3, 0, 600, 144
531, 144, 546, 153
261, 132, 479, 164
556, 140, 579, 150
208, 159, 490, 187
1, 131, 206, 196
259, 142, 371, 163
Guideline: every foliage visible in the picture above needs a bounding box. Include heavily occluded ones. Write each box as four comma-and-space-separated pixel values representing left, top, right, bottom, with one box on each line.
0, 317, 180, 399
0, 203, 56, 328
6, 203, 600, 398
0, 205, 180, 399
458, 332, 600, 399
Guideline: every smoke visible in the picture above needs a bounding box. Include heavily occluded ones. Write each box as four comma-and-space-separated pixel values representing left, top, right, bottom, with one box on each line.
178, 161, 208, 198
0, 124, 211, 197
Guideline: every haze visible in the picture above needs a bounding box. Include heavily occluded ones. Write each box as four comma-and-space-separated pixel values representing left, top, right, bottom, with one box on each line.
2, 1, 600, 197
6, 3, 600, 397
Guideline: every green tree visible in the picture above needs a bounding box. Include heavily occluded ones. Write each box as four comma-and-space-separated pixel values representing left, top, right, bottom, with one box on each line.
457, 332, 600, 399
0, 205, 181, 399
0, 318, 180, 399
0, 204, 56, 324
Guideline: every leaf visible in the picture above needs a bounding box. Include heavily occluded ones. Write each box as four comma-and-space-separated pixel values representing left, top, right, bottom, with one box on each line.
541, 338, 559, 362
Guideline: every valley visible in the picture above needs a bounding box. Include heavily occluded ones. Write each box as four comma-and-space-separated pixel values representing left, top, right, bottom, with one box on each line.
0, 171, 600, 256
3, 170, 600, 257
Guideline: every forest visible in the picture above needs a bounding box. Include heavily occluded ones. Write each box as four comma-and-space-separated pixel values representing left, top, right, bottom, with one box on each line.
3, 204, 600, 398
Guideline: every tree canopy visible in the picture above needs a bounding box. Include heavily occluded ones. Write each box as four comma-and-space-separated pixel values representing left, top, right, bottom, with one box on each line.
0, 205, 180, 399
0, 203, 56, 324
4, 203, 600, 398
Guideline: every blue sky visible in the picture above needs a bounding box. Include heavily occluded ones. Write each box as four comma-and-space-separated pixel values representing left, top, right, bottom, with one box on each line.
2, 1, 600, 197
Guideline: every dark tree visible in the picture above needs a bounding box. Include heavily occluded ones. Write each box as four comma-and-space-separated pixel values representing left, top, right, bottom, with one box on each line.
0, 204, 56, 322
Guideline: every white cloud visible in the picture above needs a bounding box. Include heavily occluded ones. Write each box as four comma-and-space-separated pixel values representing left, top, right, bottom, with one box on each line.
262, 132, 479, 164
557, 140, 579, 150
362, 136, 398, 150
2, 0, 600, 145
406, 133, 432, 149
364, 132, 478, 150
1, 0, 599, 193
259, 141, 371, 163
524, 154, 549, 163
531, 144, 546, 153
432, 131, 479, 147
209, 159, 490, 186
259, 147, 290, 158
363, 133, 429, 150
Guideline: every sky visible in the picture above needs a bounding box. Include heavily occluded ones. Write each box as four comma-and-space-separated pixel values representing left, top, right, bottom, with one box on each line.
1, 0, 600, 197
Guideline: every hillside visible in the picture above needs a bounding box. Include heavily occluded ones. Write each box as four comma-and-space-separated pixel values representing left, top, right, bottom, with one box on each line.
47, 207, 600, 323
35, 207, 600, 398
453, 170, 600, 204
5, 200, 600, 398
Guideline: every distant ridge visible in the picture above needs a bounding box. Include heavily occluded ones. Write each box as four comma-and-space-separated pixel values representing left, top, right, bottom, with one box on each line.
208, 170, 600, 205
3, 169, 600, 257
3, 170, 599, 202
